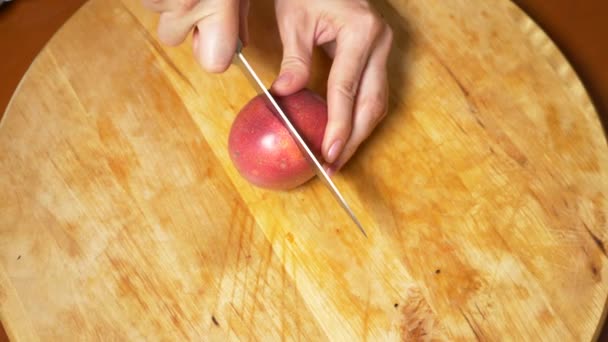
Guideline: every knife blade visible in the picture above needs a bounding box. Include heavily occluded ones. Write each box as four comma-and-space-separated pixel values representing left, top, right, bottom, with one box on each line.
234, 40, 367, 238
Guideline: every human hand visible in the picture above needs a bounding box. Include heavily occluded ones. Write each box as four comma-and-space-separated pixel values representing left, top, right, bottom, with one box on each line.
141, 0, 250, 72
271, 0, 393, 174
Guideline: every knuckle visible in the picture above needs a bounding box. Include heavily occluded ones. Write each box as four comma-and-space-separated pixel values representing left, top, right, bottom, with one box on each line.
177, 0, 198, 12
279, 10, 304, 29
281, 54, 309, 70
384, 24, 394, 44
330, 79, 359, 103
142, 0, 162, 11
156, 23, 175, 45
364, 96, 388, 123
156, 14, 185, 45
358, 12, 383, 38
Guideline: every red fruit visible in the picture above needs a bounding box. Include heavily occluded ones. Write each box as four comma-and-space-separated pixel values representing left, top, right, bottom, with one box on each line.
228, 88, 328, 190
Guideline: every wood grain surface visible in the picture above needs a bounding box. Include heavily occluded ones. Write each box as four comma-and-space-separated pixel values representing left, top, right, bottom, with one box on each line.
0, 0, 87, 118
1, 0, 608, 340
512, 0, 608, 130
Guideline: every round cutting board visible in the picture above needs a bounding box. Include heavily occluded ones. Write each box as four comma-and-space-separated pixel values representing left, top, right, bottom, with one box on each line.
1, 0, 607, 340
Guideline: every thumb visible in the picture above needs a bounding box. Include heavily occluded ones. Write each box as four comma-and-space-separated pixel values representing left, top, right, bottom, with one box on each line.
271, 21, 313, 96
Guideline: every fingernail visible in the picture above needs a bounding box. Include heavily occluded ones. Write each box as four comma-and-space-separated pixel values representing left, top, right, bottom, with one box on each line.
274, 72, 293, 88
327, 140, 343, 163
324, 166, 334, 177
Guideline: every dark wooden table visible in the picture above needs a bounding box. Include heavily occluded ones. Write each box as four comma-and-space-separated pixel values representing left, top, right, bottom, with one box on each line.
1, 0, 607, 340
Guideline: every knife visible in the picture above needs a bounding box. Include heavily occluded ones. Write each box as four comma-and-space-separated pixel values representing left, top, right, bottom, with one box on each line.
234, 40, 367, 238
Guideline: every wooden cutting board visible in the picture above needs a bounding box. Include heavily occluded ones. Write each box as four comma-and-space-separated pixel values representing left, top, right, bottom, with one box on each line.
1, 0, 607, 340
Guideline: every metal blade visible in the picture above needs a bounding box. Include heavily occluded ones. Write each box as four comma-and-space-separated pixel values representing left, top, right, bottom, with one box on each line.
234, 42, 367, 238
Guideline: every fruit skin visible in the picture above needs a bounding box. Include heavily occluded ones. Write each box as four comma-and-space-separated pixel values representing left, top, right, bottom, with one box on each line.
228, 88, 328, 190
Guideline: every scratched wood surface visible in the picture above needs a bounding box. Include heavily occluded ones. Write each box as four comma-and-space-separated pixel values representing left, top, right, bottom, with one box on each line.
1, 0, 607, 340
